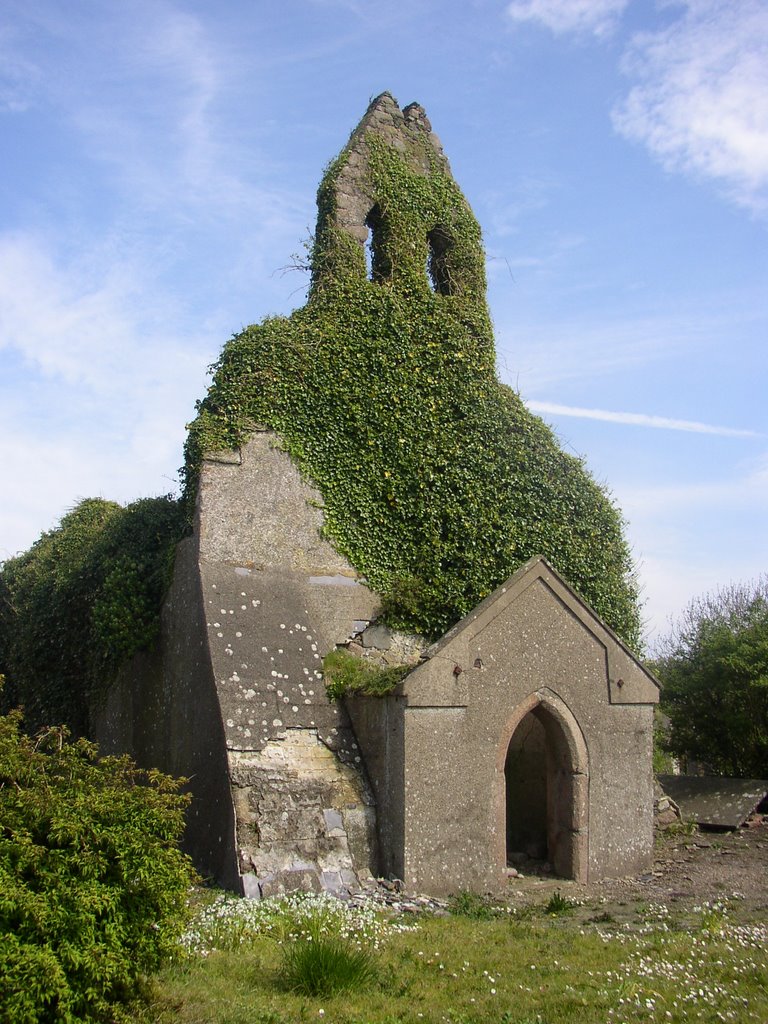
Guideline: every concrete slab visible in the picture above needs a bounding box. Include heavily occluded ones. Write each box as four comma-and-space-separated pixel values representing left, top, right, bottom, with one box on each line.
658, 775, 768, 828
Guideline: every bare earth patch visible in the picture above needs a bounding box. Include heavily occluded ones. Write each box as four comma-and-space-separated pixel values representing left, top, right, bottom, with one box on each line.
504, 814, 768, 926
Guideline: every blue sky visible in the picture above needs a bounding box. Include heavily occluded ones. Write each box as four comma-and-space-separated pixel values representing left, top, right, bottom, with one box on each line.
1, 0, 766, 647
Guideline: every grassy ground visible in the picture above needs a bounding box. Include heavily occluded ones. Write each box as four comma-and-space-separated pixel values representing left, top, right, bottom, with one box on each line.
141, 889, 768, 1024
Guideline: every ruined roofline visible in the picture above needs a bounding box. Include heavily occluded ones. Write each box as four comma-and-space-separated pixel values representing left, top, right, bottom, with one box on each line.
310, 91, 481, 298
327, 92, 454, 252
340, 92, 450, 174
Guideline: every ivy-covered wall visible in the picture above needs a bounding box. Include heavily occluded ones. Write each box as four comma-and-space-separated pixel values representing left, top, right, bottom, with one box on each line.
0, 93, 642, 735
185, 93, 641, 647
0, 498, 183, 731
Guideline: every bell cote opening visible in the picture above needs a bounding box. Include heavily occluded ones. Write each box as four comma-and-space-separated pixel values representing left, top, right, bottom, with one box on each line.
365, 204, 390, 283
427, 224, 455, 295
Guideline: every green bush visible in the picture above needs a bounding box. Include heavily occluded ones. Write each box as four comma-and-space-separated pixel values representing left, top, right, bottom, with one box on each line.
654, 576, 768, 776
0, 698, 196, 1023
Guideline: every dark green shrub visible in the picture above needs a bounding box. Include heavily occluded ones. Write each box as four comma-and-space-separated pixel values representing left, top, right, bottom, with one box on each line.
0, 700, 196, 1023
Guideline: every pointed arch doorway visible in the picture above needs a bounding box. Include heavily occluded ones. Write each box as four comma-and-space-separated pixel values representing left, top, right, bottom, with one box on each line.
500, 691, 589, 882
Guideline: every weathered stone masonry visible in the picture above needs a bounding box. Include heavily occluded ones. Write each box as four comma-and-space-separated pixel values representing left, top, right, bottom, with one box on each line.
93, 93, 660, 897
95, 432, 383, 895
96, 428, 659, 897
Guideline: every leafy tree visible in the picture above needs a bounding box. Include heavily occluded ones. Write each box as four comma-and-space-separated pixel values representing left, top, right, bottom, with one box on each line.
0, 691, 196, 1023
654, 577, 768, 777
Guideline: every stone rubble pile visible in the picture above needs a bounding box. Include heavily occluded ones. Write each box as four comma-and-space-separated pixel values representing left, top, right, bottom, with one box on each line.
350, 877, 450, 915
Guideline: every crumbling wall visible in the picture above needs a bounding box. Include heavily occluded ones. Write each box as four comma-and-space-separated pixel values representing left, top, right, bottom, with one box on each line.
196, 431, 382, 895
184, 92, 642, 648
95, 430, 382, 895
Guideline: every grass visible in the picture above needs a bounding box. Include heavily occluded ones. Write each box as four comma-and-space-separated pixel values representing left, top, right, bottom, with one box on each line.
141, 891, 768, 1024
322, 649, 408, 700
281, 933, 377, 996
542, 890, 576, 917
447, 890, 505, 920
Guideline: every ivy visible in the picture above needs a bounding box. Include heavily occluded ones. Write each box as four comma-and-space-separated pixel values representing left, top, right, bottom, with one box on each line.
0, 497, 184, 732
184, 113, 641, 648
0, 99, 642, 738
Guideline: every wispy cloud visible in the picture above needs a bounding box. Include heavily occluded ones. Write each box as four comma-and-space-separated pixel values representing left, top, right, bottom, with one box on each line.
130, 8, 221, 195
0, 25, 40, 112
483, 176, 560, 237
506, 0, 629, 38
613, 0, 768, 213
620, 451, 768, 515
527, 400, 761, 438
0, 227, 215, 556
616, 451, 768, 642
65, 7, 239, 213
3, 3, 304, 230
0, 232, 145, 387
496, 308, 718, 392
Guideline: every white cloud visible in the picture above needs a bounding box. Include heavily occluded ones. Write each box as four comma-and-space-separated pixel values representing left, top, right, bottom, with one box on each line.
526, 400, 761, 438
483, 176, 559, 237
0, 233, 144, 387
613, 0, 768, 212
0, 231, 216, 391
620, 451, 768, 514
0, 410, 189, 563
0, 229, 216, 557
0, 35, 39, 112
497, 312, 703, 391
507, 0, 628, 38
635, 554, 762, 649
3, 4, 302, 231
65, 9, 228, 211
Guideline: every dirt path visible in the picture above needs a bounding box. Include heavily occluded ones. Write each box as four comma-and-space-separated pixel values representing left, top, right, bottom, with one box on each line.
504, 815, 768, 926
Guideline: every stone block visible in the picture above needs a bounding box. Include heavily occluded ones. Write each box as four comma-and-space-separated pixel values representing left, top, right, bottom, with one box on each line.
323, 808, 345, 835
259, 868, 322, 898
241, 873, 262, 899
362, 624, 392, 650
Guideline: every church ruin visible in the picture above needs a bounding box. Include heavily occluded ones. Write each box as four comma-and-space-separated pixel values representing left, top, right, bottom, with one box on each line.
92, 93, 660, 897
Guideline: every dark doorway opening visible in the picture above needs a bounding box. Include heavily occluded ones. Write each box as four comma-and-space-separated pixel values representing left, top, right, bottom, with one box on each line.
504, 703, 585, 879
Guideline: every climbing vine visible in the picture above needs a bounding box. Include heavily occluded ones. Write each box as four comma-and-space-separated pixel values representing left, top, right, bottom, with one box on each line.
0, 497, 183, 731
0, 101, 642, 737
185, 115, 641, 647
